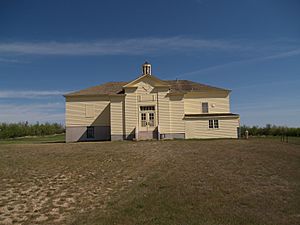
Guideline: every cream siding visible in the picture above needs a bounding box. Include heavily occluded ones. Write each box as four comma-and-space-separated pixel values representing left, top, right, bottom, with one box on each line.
185, 118, 239, 139
135, 81, 157, 104
110, 96, 124, 136
85, 105, 95, 118
66, 96, 110, 127
169, 95, 185, 133
124, 89, 138, 138
184, 92, 230, 114
157, 90, 171, 134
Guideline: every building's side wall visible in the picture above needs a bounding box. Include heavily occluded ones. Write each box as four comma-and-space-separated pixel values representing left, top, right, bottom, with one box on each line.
184, 92, 230, 114
185, 117, 239, 139
157, 89, 171, 136
124, 89, 138, 139
110, 96, 125, 140
168, 95, 185, 139
65, 96, 111, 142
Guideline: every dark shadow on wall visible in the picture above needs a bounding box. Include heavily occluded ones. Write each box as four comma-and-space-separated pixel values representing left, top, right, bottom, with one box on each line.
122, 98, 126, 140
126, 128, 136, 140
78, 104, 111, 142
153, 127, 158, 139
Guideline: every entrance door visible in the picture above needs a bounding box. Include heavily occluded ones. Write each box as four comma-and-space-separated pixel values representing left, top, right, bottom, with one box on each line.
139, 106, 157, 139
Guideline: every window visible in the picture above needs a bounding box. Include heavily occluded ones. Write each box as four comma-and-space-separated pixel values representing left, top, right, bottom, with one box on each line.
209, 120, 219, 129
202, 102, 209, 113
140, 106, 155, 111
209, 120, 214, 128
87, 126, 94, 139
141, 113, 147, 127
149, 112, 155, 126
214, 120, 219, 128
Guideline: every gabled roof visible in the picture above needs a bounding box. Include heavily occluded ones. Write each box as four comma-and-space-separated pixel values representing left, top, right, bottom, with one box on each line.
123, 74, 169, 88
64, 82, 127, 97
166, 80, 230, 93
64, 79, 230, 97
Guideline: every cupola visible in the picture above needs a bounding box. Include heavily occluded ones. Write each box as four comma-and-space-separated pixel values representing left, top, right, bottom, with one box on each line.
142, 61, 152, 75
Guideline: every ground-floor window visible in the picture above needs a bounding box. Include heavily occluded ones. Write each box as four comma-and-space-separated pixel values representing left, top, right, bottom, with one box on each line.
209, 120, 214, 128
141, 113, 147, 127
214, 120, 219, 128
209, 120, 219, 129
87, 126, 95, 138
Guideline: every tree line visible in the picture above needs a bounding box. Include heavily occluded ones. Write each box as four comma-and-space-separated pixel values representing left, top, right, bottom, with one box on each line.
0, 122, 65, 139
241, 124, 300, 137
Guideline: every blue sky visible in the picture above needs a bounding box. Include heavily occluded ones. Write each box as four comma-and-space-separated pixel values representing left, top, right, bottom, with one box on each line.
0, 0, 300, 126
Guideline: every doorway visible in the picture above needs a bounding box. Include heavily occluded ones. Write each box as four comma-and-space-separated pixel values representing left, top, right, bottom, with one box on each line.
138, 105, 157, 139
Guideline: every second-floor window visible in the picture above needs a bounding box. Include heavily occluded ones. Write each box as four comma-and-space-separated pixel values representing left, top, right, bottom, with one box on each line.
202, 102, 209, 113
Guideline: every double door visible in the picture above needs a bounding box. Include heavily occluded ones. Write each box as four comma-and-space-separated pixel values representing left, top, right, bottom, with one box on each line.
139, 106, 156, 132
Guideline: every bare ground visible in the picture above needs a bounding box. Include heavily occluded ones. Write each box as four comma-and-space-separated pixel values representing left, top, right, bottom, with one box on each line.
0, 139, 299, 225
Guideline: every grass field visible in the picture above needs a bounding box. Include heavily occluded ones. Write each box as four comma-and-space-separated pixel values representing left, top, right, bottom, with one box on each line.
0, 138, 299, 225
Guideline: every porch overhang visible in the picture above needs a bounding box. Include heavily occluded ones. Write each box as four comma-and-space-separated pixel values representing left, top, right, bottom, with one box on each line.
184, 113, 240, 119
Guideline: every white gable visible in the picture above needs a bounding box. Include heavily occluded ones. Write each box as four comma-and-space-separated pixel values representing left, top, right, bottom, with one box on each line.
123, 74, 169, 88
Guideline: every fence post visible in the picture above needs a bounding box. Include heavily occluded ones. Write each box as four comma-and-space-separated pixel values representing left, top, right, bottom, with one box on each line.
245, 130, 249, 140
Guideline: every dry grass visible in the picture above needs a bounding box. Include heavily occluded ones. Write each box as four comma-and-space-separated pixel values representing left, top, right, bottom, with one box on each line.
0, 139, 299, 225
